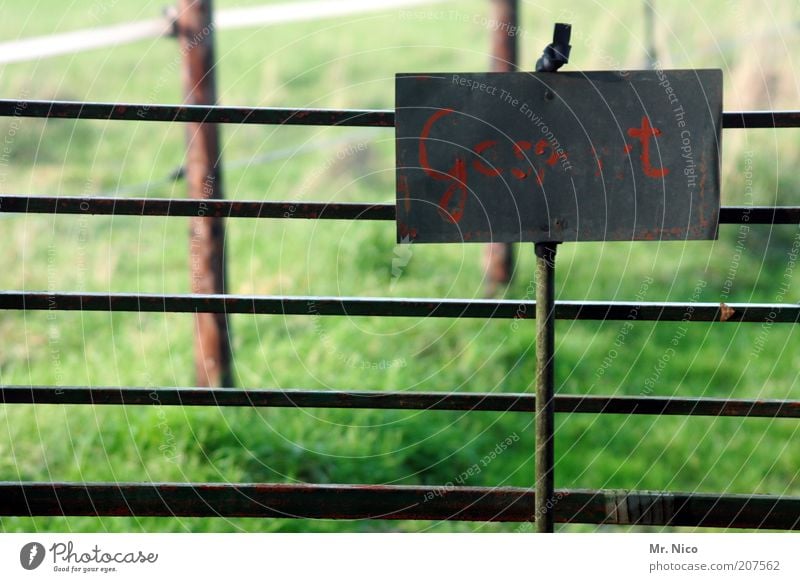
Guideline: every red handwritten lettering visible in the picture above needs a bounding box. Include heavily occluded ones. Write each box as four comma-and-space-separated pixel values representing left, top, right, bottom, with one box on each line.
510, 140, 533, 180
437, 157, 468, 223
473, 140, 502, 177
397, 174, 412, 212
535, 139, 561, 167
591, 146, 603, 177
419, 109, 468, 223
627, 117, 669, 178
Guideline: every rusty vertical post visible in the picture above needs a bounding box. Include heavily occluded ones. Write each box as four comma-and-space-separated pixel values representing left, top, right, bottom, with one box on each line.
178, 0, 232, 387
483, 0, 518, 295
534, 241, 556, 532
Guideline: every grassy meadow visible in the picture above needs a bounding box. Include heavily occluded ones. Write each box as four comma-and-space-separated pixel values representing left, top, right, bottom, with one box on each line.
0, 0, 798, 532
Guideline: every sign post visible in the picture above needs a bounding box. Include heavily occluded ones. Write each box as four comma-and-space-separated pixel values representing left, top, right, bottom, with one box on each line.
395, 24, 722, 532
531, 24, 571, 534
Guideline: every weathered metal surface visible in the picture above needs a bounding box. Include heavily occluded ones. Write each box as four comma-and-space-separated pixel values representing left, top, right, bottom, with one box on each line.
0, 99, 796, 129
535, 243, 557, 532
396, 70, 723, 243
0, 99, 395, 126
2, 292, 799, 323
1, 196, 799, 224
2, 386, 799, 418
179, 0, 230, 388
0, 483, 796, 529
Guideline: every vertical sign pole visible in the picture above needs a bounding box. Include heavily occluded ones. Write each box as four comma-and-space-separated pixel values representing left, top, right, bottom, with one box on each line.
484, 0, 518, 294
534, 242, 557, 532
531, 22, 570, 534
178, 0, 232, 387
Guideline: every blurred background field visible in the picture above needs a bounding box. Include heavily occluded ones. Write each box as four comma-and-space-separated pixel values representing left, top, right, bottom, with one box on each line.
0, 0, 798, 532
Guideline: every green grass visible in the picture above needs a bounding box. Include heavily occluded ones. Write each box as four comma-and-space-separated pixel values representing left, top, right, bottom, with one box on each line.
0, 0, 799, 532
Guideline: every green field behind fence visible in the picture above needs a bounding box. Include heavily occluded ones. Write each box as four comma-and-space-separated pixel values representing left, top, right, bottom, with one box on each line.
0, 0, 798, 531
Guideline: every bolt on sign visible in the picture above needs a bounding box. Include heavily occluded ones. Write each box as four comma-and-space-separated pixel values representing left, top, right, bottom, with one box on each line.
395, 70, 722, 244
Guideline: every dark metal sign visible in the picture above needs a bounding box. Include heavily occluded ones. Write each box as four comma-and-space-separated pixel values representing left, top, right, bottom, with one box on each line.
395, 70, 722, 243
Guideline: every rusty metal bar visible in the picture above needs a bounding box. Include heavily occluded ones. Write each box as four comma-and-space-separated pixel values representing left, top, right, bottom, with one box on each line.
2, 386, 799, 417
2, 196, 800, 225
534, 242, 557, 532
2, 292, 799, 322
0, 99, 797, 129
0, 196, 396, 220
179, 0, 230, 388
0, 482, 797, 529
0, 99, 394, 127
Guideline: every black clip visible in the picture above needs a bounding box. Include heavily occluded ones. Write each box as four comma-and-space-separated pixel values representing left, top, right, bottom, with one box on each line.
535, 23, 572, 73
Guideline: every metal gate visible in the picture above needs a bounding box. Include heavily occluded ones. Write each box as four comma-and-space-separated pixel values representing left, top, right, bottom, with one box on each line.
0, 98, 799, 530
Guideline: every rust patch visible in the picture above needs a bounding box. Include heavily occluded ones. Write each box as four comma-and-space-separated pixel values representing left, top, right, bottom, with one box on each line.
720, 303, 735, 322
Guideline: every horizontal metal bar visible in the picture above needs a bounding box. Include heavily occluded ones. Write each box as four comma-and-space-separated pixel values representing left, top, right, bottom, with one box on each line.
2, 386, 799, 418
1, 99, 799, 129
0, 482, 796, 528
1, 292, 798, 323
0, 196, 395, 221
718, 205, 800, 224
0, 100, 394, 127
722, 111, 800, 128
2, 196, 799, 225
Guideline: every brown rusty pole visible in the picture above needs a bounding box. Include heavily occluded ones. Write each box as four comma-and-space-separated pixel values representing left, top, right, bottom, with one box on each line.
534, 242, 557, 532
178, 0, 232, 387
484, 0, 518, 295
